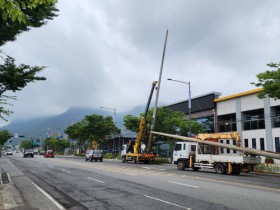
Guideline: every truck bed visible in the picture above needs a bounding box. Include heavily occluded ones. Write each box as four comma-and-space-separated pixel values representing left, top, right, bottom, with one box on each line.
195, 154, 261, 164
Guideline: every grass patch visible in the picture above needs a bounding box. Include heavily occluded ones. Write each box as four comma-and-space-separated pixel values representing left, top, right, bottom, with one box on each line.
254, 164, 280, 173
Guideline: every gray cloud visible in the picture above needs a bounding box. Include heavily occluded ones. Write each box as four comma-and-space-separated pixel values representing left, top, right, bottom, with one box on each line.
1, 0, 280, 126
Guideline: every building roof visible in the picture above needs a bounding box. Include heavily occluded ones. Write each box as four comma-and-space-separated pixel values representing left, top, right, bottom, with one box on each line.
214, 88, 263, 102
165, 91, 221, 107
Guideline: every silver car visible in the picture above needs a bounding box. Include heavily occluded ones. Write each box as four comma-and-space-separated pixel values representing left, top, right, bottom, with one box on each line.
85, 150, 103, 162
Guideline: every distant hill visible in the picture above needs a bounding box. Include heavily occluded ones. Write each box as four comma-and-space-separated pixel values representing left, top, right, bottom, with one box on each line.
0, 106, 143, 145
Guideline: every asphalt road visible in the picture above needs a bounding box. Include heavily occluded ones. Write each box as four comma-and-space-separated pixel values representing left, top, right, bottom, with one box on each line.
1, 153, 279, 210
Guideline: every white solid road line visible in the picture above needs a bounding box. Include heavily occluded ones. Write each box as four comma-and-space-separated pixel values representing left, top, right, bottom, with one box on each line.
144, 195, 192, 210
168, 181, 199, 189
62, 169, 71, 173
31, 182, 65, 210
87, 177, 105, 183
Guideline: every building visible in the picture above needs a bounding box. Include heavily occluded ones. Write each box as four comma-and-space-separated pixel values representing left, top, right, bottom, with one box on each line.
166, 88, 280, 164
215, 88, 280, 159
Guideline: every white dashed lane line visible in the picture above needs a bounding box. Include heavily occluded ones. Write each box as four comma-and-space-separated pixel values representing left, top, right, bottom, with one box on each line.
168, 181, 199, 189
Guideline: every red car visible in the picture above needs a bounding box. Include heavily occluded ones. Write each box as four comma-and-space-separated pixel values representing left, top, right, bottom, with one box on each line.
44, 150, 54, 158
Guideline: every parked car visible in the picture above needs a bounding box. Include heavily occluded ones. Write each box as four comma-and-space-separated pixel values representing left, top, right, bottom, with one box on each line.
44, 150, 54, 158
23, 149, 34, 158
6, 149, 13, 155
85, 150, 103, 162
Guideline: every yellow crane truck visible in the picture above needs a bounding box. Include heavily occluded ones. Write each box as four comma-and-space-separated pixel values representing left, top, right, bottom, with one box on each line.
121, 81, 157, 164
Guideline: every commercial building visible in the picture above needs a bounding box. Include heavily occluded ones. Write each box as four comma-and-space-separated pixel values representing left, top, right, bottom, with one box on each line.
166, 88, 280, 163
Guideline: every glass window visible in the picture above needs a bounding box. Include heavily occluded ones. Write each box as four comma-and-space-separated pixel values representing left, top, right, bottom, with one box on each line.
174, 144, 182, 151
220, 140, 224, 153
252, 138, 256, 149
244, 139, 248, 147
260, 138, 265, 150
275, 137, 280, 153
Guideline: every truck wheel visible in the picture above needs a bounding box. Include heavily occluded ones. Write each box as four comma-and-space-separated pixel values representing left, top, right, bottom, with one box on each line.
215, 163, 225, 174
122, 156, 126, 163
177, 160, 185, 170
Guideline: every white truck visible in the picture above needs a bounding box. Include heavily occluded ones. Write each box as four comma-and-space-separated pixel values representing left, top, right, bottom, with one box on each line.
173, 141, 261, 174
151, 131, 280, 175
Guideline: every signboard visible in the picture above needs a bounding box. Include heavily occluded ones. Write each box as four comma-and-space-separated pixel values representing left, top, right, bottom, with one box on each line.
92, 140, 98, 149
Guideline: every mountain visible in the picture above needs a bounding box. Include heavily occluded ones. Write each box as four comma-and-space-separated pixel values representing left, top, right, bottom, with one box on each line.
1, 106, 143, 144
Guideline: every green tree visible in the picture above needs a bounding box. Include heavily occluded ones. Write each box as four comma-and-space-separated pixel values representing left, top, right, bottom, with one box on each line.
44, 138, 68, 153
252, 62, 280, 99
65, 114, 119, 153
0, 0, 58, 120
0, 1, 58, 46
0, 55, 46, 120
0, 129, 11, 145
123, 107, 206, 142
19, 139, 33, 149
0, 0, 57, 24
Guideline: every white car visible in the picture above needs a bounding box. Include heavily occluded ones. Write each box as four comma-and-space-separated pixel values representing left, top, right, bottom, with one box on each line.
6, 149, 13, 155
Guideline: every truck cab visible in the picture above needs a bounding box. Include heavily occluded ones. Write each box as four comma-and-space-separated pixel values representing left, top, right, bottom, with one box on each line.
173, 142, 196, 165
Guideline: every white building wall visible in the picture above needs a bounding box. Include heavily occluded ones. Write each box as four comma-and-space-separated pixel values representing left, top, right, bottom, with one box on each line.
242, 130, 266, 149
241, 94, 263, 111
216, 100, 235, 115
270, 98, 280, 107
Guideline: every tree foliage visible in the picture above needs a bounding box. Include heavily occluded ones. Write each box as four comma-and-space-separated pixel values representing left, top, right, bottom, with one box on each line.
0, 0, 58, 120
44, 138, 68, 153
0, 54, 46, 120
0, 0, 57, 27
19, 139, 33, 149
65, 114, 120, 152
252, 62, 280, 100
123, 107, 206, 142
0, 129, 11, 145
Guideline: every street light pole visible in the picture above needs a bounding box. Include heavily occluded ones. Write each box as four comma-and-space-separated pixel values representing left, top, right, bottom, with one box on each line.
167, 78, 192, 136
100, 106, 116, 154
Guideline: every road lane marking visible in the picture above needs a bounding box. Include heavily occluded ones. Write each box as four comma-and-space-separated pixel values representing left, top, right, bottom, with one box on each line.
6, 160, 16, 167
125, 173, 137, 176
142, 167, 166, 171
62, 169, 71, 174
144, 195, 192, 210
48, 165, 54, 167
31, 182, 65, 210
87, 177, 104, 183
168, 181, 199, 189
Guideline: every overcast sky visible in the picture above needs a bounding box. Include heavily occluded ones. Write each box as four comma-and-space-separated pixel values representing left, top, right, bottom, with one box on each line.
1, 0, 280, 126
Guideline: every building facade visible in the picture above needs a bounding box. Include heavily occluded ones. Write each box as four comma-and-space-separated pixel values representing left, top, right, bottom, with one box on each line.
166, 88, 280, 163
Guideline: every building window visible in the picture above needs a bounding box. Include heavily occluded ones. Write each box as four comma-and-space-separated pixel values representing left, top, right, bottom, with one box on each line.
220, 140, 224, 153
233, 140, 237, 153
226, 140, 230, 153
217, 113, 236, 132
260, 138, 265, 150
252, 138, 256, 149
271, 106, 280, 128
243, 109, 265, 130
275, 137, 280, 153
244, 139, 248, 147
